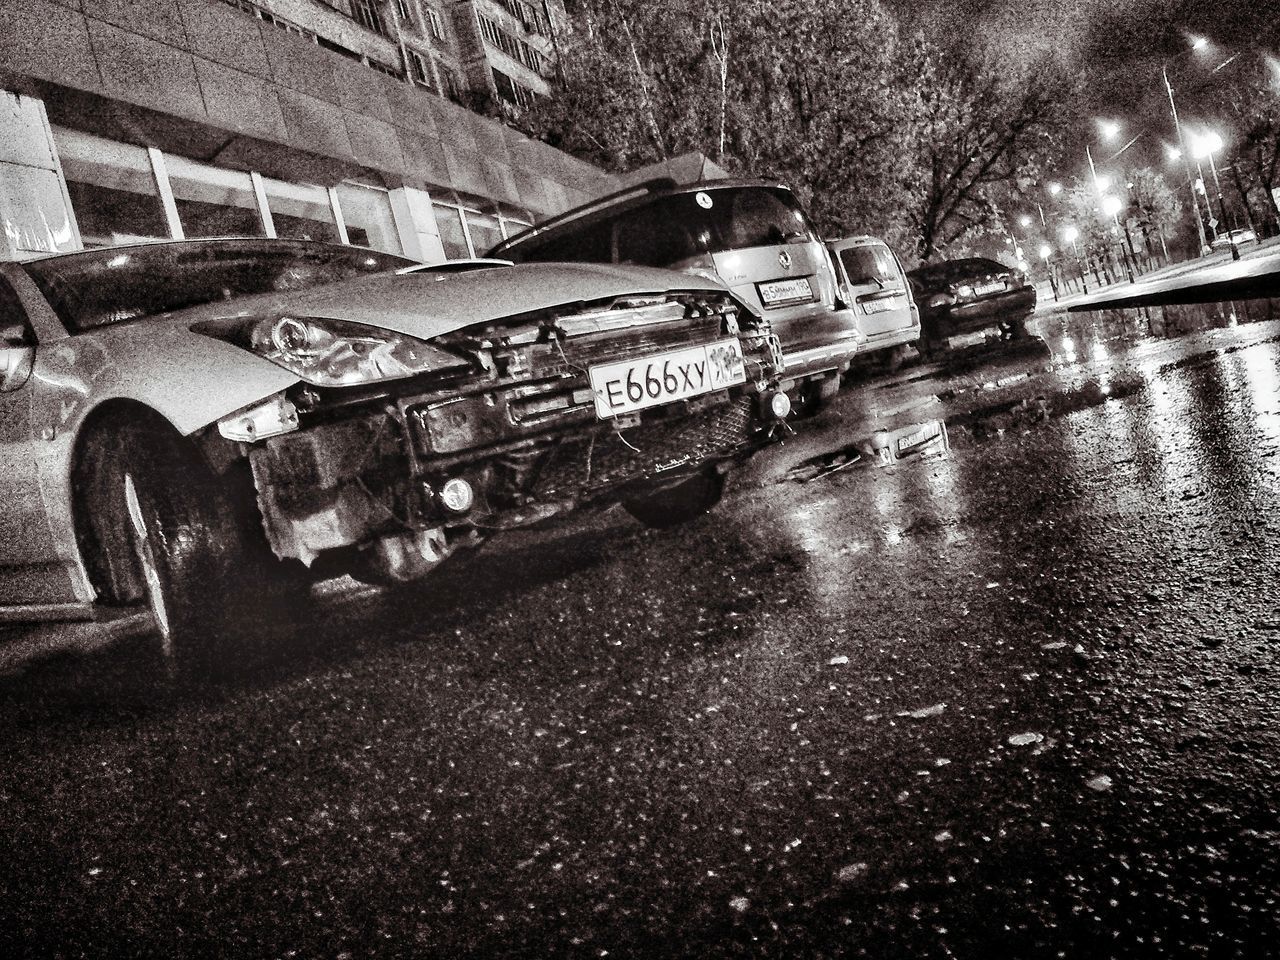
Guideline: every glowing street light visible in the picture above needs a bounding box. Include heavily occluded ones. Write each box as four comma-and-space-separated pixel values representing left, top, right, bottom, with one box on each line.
1062, 225, 1079, 244
1019, 214, 1033, 228
1099, 120, 1121, 140
1039, 244, 1052, 260
1189, 129, 1239, 259
1047, 182, 1063, 196
1166, 145, 1183, 161
1191, 35, 1208, 50
1189, 130, 1224, 158
1100, 195, 1123, 218
1094, 172, 1113, 193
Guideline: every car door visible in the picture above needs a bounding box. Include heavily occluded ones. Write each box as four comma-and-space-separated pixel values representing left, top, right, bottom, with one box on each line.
0, 271, 74, 606
830, 240, 916, 341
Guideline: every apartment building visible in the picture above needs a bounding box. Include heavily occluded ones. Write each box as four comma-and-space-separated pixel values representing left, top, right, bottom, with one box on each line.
0, 0, 611, 262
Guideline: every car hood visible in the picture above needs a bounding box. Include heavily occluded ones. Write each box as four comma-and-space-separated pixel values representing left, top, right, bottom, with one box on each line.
65, 263, 732, 438
187, 261, 732, 341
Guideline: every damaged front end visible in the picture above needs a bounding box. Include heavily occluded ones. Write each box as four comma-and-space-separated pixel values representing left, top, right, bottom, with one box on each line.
218, 292, 786, 584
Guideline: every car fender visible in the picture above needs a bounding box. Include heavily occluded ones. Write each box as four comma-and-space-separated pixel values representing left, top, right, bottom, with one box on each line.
26, 327, 297, 605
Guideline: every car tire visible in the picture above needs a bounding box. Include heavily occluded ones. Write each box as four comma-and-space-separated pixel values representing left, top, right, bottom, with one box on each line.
880, 344, 915, 372
623, 469, 725, 529
85, 421, 248, 677
916, 333, 949, 361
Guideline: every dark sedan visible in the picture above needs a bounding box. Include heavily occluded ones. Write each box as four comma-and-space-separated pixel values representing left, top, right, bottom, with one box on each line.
907, 257, 1037, 355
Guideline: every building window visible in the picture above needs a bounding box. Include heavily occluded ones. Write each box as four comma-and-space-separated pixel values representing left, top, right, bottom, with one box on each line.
335, 181, 402, 255
496, 0, 549, 36
165, 155, 264, 239
393, 0, 412, 24
437, 63, 463, 102
424, 6, 445, 40
465, 209, 502, 255
262, 178, 341, 243
54, 129, 169, 247
350, 0, 390, 37
478, 14, 552, 78
407, 50, 436, 91
492, 68, 537, 110
433, 204, 470, 258
499, 214, 532, 239
365, 58, 403, 78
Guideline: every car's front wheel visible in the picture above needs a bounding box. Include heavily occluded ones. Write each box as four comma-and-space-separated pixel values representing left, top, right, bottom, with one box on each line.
83, 421, 248, 676
623, 469, 726, 529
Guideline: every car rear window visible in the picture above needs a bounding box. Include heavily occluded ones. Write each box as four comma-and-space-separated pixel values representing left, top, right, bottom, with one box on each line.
838, 244, 900, 287
912, 257, 1010, 284
21, 239, 408, 333
509, 186, 819, 268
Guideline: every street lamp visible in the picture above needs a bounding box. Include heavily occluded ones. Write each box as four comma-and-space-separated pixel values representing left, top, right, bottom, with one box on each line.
1101, 195, 1138, 280
1190, 129, 1239, 260
1039, 243, 1059, 302
1062, 225, 1088, 295
1162, 38, 1213, 254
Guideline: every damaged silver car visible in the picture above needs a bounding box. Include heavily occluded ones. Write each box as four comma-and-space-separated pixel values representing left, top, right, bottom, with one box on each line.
0, 239, 788, 670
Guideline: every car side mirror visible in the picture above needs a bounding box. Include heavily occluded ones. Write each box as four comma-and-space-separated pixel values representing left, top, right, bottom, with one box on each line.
0, 323, 33, 392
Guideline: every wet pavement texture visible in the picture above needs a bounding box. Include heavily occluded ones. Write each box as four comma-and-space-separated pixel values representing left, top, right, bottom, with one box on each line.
5, 313, 1280, 958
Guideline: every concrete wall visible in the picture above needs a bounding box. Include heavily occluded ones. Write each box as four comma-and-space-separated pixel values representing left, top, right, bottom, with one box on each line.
0, 0, 610, 217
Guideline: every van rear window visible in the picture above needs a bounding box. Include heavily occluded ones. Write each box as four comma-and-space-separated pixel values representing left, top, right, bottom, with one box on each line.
839, 244, 899, 287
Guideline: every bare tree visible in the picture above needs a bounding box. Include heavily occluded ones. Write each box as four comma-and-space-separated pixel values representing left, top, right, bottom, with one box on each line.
908, 46, 1075, 262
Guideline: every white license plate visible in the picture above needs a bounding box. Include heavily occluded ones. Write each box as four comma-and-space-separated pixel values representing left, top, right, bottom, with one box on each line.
862, 294, 905, 315
758, 277, 814, 307
974, 281, 1006, 296
590, 339, 746, 419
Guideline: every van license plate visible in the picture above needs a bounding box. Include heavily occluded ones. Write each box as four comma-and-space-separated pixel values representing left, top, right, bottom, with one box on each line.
590, 339, 746, 419
758, 277, 815, 307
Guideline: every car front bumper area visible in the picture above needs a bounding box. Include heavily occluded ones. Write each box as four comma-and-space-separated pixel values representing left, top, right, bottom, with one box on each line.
244, 295, 785, 582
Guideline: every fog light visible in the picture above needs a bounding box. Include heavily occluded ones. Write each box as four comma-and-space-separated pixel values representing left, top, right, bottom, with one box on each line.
767, 391, 792, 420
439, 477, 474, 513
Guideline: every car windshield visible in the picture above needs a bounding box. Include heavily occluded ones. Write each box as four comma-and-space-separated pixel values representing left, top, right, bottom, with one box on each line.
838, 244, 899, 286
21, 239, 409, 333
507, 186, 818, 267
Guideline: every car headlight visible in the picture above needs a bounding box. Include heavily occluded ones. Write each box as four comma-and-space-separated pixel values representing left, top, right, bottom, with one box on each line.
239, 315, 467, 387
956, 284, 975, 299
928, 292, 955, 309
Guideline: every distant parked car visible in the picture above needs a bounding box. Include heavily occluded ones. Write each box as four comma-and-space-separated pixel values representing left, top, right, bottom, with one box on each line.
826, 235, 920, 368
489, 178, 867, 411
0, 238, 788, 672
1211, 228, 1256, 249
907, 257, 1037, 356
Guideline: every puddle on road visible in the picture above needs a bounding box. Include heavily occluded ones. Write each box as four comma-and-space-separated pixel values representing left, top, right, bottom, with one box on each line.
786, 311, 1280, 486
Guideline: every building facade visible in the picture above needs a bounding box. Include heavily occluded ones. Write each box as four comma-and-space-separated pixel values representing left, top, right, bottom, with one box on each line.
0, 0, 612, 263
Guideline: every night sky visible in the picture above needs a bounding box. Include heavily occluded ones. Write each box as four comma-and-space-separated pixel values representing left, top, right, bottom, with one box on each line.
897, 0, 1280, 177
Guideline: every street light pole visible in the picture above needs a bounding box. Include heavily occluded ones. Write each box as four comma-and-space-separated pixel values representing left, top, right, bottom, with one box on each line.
1163, 62, 1211, 255
1205, 150, 1240, 261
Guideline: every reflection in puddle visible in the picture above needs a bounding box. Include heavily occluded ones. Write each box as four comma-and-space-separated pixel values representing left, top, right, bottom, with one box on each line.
784, 420, 950, 483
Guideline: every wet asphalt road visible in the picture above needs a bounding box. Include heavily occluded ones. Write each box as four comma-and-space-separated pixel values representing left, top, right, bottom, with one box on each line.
4, 315, 1280, 958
